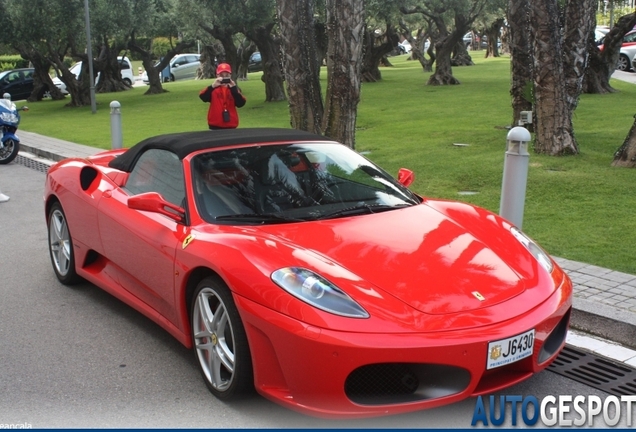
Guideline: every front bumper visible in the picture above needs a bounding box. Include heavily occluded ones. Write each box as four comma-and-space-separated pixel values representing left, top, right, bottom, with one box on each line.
235, 274, 573, 419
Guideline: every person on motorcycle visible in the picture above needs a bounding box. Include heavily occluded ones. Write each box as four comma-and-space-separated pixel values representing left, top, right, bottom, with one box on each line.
198, 63, 246, 130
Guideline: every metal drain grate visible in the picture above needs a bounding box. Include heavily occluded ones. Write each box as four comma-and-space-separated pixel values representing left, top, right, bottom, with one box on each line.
15, 154, 50, 173
549, 344, 636, 396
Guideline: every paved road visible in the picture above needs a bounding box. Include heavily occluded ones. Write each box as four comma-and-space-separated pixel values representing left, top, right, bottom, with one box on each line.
613, 69, 636, 84
1, 162, 633, 428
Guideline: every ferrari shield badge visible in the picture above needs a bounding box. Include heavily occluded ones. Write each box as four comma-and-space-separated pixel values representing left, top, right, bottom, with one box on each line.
182, 234, 195, 249
472, 291, 485, 301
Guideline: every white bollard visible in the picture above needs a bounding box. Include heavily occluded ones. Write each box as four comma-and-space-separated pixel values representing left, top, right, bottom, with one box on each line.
499, 126, 531, 229
110, 101, 123, 149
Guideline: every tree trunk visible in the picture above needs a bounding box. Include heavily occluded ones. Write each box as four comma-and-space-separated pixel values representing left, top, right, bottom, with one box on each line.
428, 36, 461, 85
399, 24, 434, 72
484, 18, 504, 58
63, 57, 94, 108
509, 0, 534, 129
428, 12, 475, 85
583, 13, 636, 94
236, 40, 256, 80
95, 48, 130, 94
198, 25, 239, 79
400, 1, 486, 85
128, 34, 194, 95
360, 25, 399, 83
451, 40, 473, 66
613, 115, 636, 167
314, 22, 328, 67
562, 0, 596, 112
582, 43, 616, 94
25, 51, 65, 101
199, 44, 220, 80
322, 0, 364, 148
529, 0, 578, 155
247, 25, 286, 102
407, 34, 433, 72
276, 0, 324, 133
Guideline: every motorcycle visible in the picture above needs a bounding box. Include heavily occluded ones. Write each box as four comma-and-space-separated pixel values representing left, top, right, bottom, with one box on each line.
0, 95, 28, 164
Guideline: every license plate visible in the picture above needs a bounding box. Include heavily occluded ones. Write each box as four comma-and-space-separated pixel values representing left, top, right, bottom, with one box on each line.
487, 329, 535, 370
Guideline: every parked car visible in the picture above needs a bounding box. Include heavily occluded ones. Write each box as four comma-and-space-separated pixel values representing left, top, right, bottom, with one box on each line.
45, 127, 572, 418
463, 32, 501, 51
52, 56, 134, 95
247, 52, 262, 72
142, 53, 201, 83
0, 68, 44, 101
396, 39, 430, 55
397, 40, 412, 54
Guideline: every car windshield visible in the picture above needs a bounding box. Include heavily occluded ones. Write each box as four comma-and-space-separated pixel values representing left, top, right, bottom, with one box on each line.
0, 71, 9, 80
191, 142, 421, 224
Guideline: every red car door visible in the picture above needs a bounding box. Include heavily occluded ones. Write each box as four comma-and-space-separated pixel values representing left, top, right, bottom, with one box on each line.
97, 188, 181, 323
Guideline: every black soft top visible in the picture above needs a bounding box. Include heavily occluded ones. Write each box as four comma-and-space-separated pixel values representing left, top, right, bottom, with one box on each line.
108, 128, 333, 172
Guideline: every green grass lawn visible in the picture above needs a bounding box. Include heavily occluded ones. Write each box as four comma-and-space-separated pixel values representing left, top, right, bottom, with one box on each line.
16, 55, 636, 274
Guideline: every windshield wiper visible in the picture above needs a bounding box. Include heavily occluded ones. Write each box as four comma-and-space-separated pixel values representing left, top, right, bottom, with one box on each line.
214, 213, 305, 223
312, 204, 411, 220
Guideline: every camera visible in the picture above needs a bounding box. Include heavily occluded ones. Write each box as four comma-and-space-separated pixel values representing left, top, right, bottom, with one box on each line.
221, 77, 231, 84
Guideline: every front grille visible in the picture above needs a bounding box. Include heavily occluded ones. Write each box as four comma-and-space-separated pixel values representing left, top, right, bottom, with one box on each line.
346, 363, 419, 399
539, 309, 571, 363
345, 363, 470, 405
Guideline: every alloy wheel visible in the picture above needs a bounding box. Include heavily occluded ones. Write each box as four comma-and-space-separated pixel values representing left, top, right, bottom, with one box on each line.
49, 208, 71, 277
192, 287, 237, 393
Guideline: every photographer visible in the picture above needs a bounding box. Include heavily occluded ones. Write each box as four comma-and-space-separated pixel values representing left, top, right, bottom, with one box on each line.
199, 63, 246, 130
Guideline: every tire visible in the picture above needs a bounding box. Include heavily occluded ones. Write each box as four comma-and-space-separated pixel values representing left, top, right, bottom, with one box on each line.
123, 78, 132, 86
191, 277, 253, 400
48, 202, 81, 285
0, 138, 19, 164
617, 54, 630, 72
170, 74, 175, 82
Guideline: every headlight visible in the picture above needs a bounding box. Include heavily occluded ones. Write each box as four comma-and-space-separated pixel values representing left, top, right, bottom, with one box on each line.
0, 113, 18, 123
510, 227, 554, 273
271, 267, 369, 318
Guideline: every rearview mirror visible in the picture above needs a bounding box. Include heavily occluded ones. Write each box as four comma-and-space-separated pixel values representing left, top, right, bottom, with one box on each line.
397, 168, 415, 187
128, 192, 185, 223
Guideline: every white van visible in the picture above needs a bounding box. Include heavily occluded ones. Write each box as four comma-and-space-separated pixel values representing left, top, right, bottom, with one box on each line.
53, 56, 134, 95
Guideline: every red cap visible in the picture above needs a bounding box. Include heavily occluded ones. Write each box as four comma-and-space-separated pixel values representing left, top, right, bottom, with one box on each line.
216, 63, 232, 75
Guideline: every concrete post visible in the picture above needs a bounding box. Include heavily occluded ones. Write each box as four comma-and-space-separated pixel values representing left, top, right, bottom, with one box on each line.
110, 101, 122, 149
499, 126, 531, 228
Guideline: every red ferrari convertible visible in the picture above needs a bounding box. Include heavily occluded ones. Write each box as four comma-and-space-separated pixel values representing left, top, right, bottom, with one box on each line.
44, 128, 572, 418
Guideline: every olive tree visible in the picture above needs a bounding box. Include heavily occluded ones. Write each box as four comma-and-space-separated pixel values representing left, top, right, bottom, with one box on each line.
2, 0, 82, 103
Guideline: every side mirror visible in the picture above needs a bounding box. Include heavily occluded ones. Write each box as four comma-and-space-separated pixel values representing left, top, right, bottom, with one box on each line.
397, 168, 415, 187
128, 192, 185, 223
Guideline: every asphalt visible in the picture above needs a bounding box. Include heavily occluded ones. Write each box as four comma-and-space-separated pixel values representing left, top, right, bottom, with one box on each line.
11, 129, 636, 369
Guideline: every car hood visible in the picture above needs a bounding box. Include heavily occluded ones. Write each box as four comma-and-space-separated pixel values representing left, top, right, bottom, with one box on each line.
263, 202, 531, 315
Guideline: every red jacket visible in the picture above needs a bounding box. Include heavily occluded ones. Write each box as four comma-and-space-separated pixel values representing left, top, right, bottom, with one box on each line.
199, 85, 246, 129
